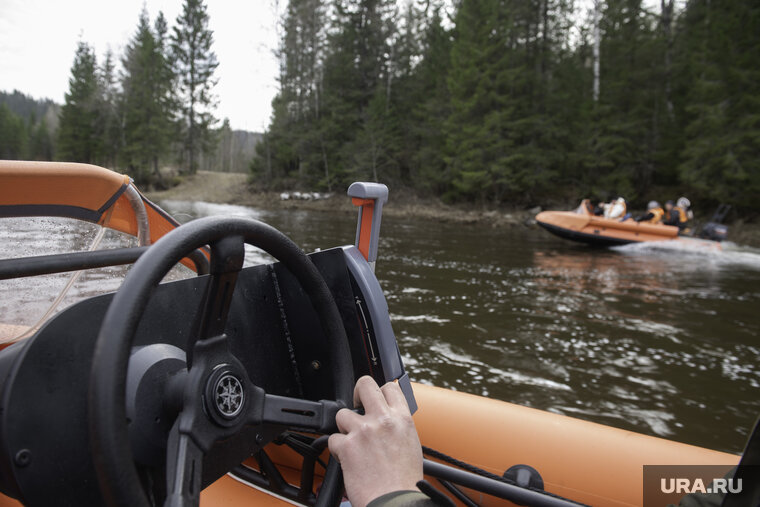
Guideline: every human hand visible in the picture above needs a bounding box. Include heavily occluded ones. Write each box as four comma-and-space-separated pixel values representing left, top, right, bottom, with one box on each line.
327, 376, 423, 507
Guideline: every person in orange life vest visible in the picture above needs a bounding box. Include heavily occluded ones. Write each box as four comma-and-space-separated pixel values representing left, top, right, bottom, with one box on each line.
635, 201, 665, 224
664, 197, 693, 232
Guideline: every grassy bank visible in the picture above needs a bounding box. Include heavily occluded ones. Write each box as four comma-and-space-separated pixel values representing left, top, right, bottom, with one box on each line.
145, 171, 760, 247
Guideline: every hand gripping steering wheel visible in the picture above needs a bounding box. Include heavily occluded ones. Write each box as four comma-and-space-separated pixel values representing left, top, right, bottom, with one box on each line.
88, 216, 354, 507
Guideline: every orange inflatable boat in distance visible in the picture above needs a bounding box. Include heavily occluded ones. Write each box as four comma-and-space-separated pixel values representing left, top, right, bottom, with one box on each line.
536, 200, 686, 247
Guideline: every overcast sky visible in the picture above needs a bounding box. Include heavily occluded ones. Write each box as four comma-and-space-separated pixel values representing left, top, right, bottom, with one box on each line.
0, 0, 283, 132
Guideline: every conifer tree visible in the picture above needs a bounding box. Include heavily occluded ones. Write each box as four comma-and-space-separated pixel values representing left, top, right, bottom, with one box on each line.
29, 116, 54, 161
171, 0, 219, 174
676, 0, 760, 209
406, 4, 451, 191
121, 8, 175, 185
57, 41, 100, 163
96, 50, 121, 168
0, 104, 29, 159
581, 0, 663, 200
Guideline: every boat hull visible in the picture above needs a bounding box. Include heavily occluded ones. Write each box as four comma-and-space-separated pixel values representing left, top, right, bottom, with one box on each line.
0, 382, 734, 507
536, 210, 680, 246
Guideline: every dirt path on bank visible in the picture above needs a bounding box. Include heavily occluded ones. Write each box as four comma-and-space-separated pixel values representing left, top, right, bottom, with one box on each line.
146, 171, 760, 247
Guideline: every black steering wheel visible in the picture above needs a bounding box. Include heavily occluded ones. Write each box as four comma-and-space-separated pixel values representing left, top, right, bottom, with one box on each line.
87, 216, 354, 507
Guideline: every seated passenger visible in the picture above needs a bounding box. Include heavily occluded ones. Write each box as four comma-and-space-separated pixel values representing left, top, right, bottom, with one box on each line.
677, 197, 694, 221
663, 199, 692, 232
603, 197, 627, 219
635, 201, 665, 224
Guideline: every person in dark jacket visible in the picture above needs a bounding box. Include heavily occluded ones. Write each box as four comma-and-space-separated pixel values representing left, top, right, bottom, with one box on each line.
662, 200, 681, 227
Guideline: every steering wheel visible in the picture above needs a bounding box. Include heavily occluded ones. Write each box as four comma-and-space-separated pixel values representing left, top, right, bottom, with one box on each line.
87, 216, 354, 507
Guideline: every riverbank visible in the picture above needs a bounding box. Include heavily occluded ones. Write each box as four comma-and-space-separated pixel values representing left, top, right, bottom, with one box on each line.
145, 171, 536, 227
146, 171, 760, 247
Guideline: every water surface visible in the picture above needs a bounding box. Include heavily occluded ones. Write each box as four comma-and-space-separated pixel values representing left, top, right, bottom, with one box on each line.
2, 200, 758, 454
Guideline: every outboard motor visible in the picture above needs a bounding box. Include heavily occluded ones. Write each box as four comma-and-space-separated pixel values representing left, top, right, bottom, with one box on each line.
698, 204, 731, 242
699, 222, 729, 242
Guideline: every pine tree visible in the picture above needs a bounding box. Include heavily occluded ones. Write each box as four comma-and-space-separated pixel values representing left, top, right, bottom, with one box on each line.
445, 0, 565, 203
0, 103, 29, 159
29, 116, 54, 161
676, 0, 760, 210
580, 0, 664, 201
121, 8, 175, 185
96, 50, 122, 168
406, 4, 452, 192
57, 41, 100, 163
171, 0, 219, 175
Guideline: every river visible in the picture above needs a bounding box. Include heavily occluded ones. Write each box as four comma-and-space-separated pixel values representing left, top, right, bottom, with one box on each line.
2, 199, 759, 455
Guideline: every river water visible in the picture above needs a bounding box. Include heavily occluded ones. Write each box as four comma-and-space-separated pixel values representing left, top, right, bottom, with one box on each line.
2, 200, 759, 455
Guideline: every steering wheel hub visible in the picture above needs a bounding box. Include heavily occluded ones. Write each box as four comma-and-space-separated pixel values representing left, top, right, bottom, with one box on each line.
206, 368, 245, 423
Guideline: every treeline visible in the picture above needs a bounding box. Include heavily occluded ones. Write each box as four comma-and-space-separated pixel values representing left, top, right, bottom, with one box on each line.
254, 0, 760, 214
0, 91, 57, 161
39, 0, 221, 187
56, 0, 219, 187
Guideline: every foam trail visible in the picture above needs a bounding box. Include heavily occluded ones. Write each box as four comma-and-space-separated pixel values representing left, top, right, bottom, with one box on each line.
613, 239, 760, 271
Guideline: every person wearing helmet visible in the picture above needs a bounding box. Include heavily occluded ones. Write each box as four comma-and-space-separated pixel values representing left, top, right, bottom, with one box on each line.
663, 197, 692, 232
635, 200, 665, 224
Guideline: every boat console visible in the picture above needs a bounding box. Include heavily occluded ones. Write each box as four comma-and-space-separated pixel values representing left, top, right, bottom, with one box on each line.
0, 184, 415, 506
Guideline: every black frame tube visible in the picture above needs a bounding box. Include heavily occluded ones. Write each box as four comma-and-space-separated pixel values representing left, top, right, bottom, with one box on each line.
423, 459, 586, 507
0, 247, 209, 280
0, 247, 149, 280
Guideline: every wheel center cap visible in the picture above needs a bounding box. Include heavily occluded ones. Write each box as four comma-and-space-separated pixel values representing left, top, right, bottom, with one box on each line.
212, 373, 244, 419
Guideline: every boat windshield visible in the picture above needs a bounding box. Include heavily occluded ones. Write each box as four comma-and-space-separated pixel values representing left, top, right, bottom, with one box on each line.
0, 216, 192, 344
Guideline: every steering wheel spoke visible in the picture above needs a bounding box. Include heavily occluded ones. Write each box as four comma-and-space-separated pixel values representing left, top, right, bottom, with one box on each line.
165, 421, 205, 507
258, 394, 343, 434
192, 235, 244, 345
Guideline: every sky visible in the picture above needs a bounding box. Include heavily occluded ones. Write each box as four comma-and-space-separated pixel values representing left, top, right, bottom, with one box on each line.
0, 0, 283, 132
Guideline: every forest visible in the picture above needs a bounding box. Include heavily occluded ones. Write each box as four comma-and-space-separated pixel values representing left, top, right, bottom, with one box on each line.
0, 0, 256, 185
1, 0, 758, 216
254, 0, 759, 215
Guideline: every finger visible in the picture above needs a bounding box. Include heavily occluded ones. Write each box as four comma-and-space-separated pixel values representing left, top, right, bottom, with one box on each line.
327, 433, 346, 462
335, 407, 363, 433
380, 381, 411, 414
352, 375, 388, 415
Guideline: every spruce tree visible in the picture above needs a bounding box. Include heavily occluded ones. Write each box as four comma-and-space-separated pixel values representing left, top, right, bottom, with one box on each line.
677, 0, 760, 210
121, 8, 175, 185
171, 0, 219, 175
407, 4, 451, 192
96, 50, 121, 168
57, 41, 100, 163
580, 0, 663, 201
0, 104, 29, 159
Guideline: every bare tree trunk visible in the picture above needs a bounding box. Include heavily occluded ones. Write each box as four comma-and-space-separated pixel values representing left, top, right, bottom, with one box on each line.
661, 0, 674, 119
265, 132, 272, 182
386, 44, 394, 112
593, 0, 601, 102
153, 155, 164, 188
320, 136, 331, 192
